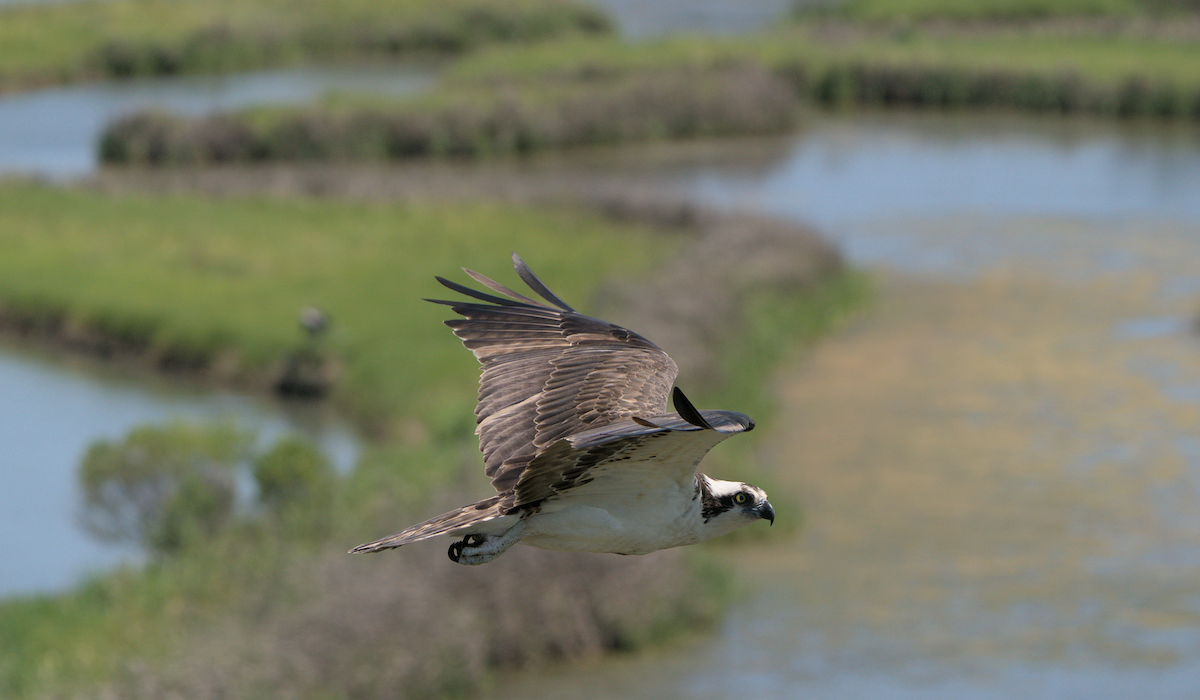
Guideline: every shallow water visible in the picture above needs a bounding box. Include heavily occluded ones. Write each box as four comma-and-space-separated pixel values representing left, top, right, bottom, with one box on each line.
590, 0, 793, 38
480, 115, 1200, 698
0, 0, 795, 36
0, 347, 360, 597
0, 0, 794, 180
4, 51, 1200, 694
0, 65, 435, 178
519, 111, 1200, 253
490, 251, 1200, 699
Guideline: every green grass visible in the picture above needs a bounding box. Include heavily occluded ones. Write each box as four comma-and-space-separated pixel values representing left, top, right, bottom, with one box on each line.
445, 25, 1200, 118
0, 183, 667, 698
98, 15, 1200, 168
805, 33, 1200, 86
0, 182, 667, 434
451, 26, 1200, 88
0, 0, 610, 89
98, 63, 799, 165
828, 0, 1142, 21
0, 182, 867, 699
823, 0, 1200, 21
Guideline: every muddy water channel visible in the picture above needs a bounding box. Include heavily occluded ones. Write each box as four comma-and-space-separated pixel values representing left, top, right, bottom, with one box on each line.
480, 117, 1200, 697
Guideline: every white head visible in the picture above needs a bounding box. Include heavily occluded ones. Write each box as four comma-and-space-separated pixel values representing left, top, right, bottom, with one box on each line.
697, 475, 774, 540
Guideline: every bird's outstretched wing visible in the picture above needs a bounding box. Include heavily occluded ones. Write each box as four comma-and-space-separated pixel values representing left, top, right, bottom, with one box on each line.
348, 495, 507, 554
349, 387, 756, 555
510, 389, 756, 510
428, 253, 679, 493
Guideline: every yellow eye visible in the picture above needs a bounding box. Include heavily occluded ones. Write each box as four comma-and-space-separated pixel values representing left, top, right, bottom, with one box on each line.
733, 492, 750, 505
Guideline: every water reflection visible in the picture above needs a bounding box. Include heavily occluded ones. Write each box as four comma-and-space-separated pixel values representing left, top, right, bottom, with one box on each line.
578, 113, 1200, 230
0, 65, 435, 178
0, 347, 360, 597
589, 0, 793, 38
0, 0, 794, 180
4, 52, 1200, 695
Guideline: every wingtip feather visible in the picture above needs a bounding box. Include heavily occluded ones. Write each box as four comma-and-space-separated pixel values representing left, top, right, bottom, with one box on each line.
673, 386, 716, 430
512, 253, 576, 313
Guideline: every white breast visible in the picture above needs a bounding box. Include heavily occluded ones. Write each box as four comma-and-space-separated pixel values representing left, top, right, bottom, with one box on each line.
518, 430, 722, 555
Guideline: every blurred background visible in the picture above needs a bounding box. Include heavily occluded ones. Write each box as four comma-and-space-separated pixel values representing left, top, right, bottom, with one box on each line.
3, 0, 1200, 698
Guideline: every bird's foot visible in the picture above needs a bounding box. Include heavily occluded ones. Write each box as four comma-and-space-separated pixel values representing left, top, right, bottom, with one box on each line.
446, 522, 526, 566
448, 534, 495, 565
448, 534, 487, 563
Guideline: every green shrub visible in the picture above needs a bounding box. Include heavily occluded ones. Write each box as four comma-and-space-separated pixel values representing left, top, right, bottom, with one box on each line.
78, 423, 252, 555
98, 64, 801, 165
252, 437, 335, 539
0, 0, 613, 89
253, 437, 334, 509
827, 0, 1142, 22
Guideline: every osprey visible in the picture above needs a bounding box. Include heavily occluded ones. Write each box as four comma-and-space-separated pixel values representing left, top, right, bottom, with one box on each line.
351, 253, 773, 565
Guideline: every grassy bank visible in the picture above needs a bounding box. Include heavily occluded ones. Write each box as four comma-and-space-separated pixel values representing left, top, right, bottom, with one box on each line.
826, 0, 1198, 21
97, 13, 1200, 167
445, 20, 1200, 118
98, 64, 799, 165
0, 0, 610, 92
0, 180, 862, 699
0, 180, 667, 434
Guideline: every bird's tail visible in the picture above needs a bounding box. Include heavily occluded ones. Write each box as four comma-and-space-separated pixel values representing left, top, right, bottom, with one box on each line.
348, 495, 506, 554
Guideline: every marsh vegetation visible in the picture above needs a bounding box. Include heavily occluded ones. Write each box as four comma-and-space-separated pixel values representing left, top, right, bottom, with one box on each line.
0, 0, 610, 91
0, 176, 856, 699
5, 0, 1200, 697
95, 0, 1200, 168
98, 64, 800, 165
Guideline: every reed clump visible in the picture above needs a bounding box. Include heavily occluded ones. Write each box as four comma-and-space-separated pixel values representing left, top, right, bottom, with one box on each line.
0, 179, 856, 700
85, 6, 612, 79
0, 0, 612, 91
99, 65, 801, 166
788, 60, 1200, 118
826, 0, 1144, 22
817, 0, 1200, 22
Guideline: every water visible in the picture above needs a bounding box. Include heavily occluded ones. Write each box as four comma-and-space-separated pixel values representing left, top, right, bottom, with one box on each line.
0, 347, 361, 597
0, 0, 794, 600
590, 0, 794, 38
480, 114, 1200, 699
3, 21, 1200, 693
6, 108, 1198, 694
524, 112, 1200, 266
0, 0, 804, 180
0, 56, 430, 601
0, 65, 435, 178
697, 118, 1200, 225
0, 0, 796, 37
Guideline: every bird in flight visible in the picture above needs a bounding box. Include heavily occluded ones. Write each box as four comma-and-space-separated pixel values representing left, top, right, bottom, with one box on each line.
351, 253, 773, 565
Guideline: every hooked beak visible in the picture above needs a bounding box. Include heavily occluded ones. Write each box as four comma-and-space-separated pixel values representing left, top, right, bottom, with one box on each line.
757, 500, 775, 526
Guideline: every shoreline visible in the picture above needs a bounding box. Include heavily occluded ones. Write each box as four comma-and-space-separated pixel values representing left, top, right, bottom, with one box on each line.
92, 19, 1200, 169
0, 169, 860, 700
0, 0, 611, 95
1, 169, 845, 431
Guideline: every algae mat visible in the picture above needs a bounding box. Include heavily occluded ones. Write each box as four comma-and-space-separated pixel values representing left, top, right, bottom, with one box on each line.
774, 271, 1200, 667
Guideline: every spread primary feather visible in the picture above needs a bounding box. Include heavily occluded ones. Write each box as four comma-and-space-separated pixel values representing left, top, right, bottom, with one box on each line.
350, 253, 773, 565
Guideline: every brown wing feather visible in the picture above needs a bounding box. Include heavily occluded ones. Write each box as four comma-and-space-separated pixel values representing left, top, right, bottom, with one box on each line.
428, 253, 678, 493
511, 410, 752, 509
348, 495, 508, 553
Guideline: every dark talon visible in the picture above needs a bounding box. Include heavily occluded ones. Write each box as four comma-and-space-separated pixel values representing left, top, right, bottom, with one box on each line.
465, 534, 486, 547
448, 540, 464, 562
